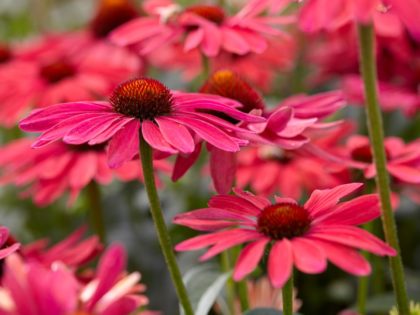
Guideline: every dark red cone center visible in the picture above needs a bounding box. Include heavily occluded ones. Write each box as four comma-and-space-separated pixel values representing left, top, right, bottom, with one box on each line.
185, 5, 225, 25
40, 60, 76, 83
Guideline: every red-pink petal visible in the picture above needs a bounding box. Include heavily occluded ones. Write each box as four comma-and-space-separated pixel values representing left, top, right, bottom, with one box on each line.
210, 147, 236, 194
291, 237, 326, 274
107, 120, 140, 168
268, 239, 293, 288
141, 120, 177, 154
233, 238, 269, 280
155, 117, 195, 153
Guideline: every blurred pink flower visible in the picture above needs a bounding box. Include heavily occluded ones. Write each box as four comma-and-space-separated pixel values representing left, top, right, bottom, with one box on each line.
21, 227, 102, 269
0, 31, 142, 128
19, 78, 264, 168
0, 138, 170, 206
175, 184, 396, 288
0, 244, 149, 315
347, 135, 420, 184
236, 145, 343, 199
0, 227, 20, 261
111, 0, 293, 57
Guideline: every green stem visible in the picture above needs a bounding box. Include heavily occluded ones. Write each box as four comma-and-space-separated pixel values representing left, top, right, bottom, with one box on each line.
221, 251, 236, 314
237, 280, 250, 312
139, 132, 194, 315
357, 23, 410, 315
357, 255, 370, 315
86, 181, 106, 243
282, 274, 294, 315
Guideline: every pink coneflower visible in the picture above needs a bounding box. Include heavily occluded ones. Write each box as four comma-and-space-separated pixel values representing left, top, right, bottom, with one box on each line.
19, 77, 264, 168
111, 0, 293, 57
0, 244, 149, 315
21, 227, 102, 269
236, 145, 343, 199
0, 26, 143, 128
0, 227, 20, 261
0, 138, 170, 206
347, 135, 420, 184
175, 184, 396, 288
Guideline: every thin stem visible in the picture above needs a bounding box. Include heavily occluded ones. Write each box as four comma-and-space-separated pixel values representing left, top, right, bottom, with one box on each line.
237, 280, 250, 312
357, 23, 410, 315
139, 132, 194, 315
221, 252, 236, 314
357, 255, 370, 315
282, 274, 294, 315
86, 181, 106, 243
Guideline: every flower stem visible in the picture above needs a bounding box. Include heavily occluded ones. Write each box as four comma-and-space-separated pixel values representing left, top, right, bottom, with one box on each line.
357, 23, 410, 315
357, 257, 370, 315
282, 274, 294, 315
139, 132, 194, 315
221, 251, 236, 314
237, 280, 250, 312
86, 181, 106, 243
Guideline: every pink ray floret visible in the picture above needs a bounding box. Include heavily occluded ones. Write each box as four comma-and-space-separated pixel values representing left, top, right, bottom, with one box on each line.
0, 227, 20, 261
175, 184, 396, 288
19, 77, 265, 169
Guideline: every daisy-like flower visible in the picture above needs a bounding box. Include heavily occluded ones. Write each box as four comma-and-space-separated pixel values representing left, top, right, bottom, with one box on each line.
347, 135, 420, 184
0, 138, 170, 206
110, 0, 293, 57
0, 32, 140, 128
236, 145, 343, 199
19, 77, 264, 168
21, 226, 102, 269
175, 184, 396, 288
0, 244, 149, 315
0, 227, 20, 261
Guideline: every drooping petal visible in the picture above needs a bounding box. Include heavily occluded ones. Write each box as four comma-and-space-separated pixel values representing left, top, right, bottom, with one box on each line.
107, 120, 140, 168
210, 147, 236, 194
268, 239, 293, 288
233, 238, 269, 280
155, 117, 195, 153
291, 237, 326, 274
141, 120, 177, 154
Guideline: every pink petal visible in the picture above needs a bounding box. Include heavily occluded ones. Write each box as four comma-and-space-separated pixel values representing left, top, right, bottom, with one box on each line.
184, 28, 204, 52
266, 107, 293, 133
291, 238, 326, 274
221, 28, 250, 55
175, 230, 244, 251
304, 183, 363, 217
315, 194, 380, 225
172, 143, 202, 181
387, 164, 420, 184
208, 194, 261, 216
210, 147, 236, 194
268, 239, 293, 288
308, 225, 396, 256
233, 238, 269, 280
141, 120, 177, 154
314, 240, 371, 276
168, 116, 239, 152
0, 243, 20, 260
155, 117, 195, 153
233, 188, 271, 209
88, 118, 133, 145
107, 120, 140, 168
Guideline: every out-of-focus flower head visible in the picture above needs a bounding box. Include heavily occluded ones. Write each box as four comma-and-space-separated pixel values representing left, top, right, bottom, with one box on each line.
175, 184, 396, 288
0, 138, 170, 206
0, 244, 150, 315
21, 226, 102, 269
111, 0, 294, 57
0, 227, 20, 262
19, 77, 264, 169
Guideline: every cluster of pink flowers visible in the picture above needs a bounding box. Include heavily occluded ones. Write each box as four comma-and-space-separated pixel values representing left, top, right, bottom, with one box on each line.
0, 0, 419, 313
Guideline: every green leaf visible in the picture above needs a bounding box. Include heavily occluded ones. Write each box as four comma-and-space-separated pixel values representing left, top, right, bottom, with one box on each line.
181, 264, 231, 315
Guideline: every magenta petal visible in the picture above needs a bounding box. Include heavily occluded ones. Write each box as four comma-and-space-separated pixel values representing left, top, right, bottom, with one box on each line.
315, 240, 371, 276
266, 107, 293, 133
155, 117, 195, 153
387, 164, 420, 184
233, 188, 271, 209
309, 225, 397, 256
233, 238, 269, 281
88, 118, 133, 145
168, 116, 239, 152
304, 183, 363, 217
141, 120, 177, 154
316, 194, 380, 225
208, 194, 261, 216
210, 147, 236, 194
175, 229, 245, 251
107, 120, 140, 168
172, 143, 202, 181
268, 239, 293, 288
0, 243, 20, 260
291, 238, 326, 274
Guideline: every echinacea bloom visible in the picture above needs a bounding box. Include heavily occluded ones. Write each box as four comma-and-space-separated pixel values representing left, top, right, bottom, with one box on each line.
0, 33, 140, 127
19, 77, 264, 168
21, 226, 102, 269
236, 146, 343, 199
175, 184, 396, 288
347, 135, 420, 184
111, 0, 293, 57
0, 227, 20, 261
0, 244, 149, 315
0, 138, 170, 206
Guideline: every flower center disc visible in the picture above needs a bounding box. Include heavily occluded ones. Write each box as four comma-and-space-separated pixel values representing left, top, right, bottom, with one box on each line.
185, 5, 225, 24
257, 203, 311, 240
110, 78, 173, 121
40, 60, 76, 83
91, 0, 138, 38
200, 70, 264, 113
0, 44, 12, 63
351, 144, 390, 163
